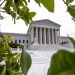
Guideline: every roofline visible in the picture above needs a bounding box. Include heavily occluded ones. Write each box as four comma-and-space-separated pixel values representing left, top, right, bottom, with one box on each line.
27, 19, 61, 33
31, 19, 61, 26
1, 32, 29, 36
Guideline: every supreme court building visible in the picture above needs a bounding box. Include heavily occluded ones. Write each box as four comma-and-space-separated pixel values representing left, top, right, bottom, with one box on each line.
28, 19, 60, 45
3, 19, 73, 50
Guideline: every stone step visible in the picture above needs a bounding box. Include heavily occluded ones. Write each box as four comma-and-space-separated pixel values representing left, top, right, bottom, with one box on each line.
29, 44, 74, 50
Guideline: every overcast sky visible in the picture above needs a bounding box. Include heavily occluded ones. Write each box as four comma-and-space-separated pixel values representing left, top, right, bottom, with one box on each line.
0, 0, 75, 38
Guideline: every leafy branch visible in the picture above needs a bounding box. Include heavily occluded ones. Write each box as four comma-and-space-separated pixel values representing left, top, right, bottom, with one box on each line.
0, 0, 75, 24
63, 0, 75, 19
0, 33, 32, 75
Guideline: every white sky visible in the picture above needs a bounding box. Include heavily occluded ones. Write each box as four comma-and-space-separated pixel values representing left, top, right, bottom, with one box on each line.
0, 0, 75, 37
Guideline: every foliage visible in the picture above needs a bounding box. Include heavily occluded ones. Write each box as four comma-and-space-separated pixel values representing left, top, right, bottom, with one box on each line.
4, 36, 14, 43
0, 0, 36, 24
0, 0, 54, 25
20, 50, 32, 75
8, 42, 24, 50
0, 38, 21, 75
68, 36, 75, 48
2, 35, 24, 49
0, 33, 32, 75
47, 49, 75, 75
35, 0, 54, 12
47, 37, 75, 75
0, 0, 75, 24
0, 0, 75, 75
63, 0, 75, 19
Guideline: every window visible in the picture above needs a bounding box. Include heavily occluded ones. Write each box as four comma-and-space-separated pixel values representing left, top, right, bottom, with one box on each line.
26, 45, 28, 48
15, 40, 17, 43
19, 40, 21, 43
23, 40, 25, 43
26, 40, 28, 44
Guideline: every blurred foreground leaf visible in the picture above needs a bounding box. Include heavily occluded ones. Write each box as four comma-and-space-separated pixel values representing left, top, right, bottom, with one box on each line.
68, 37, 75, 48
47, 50, 75, 75
20, 51, 32, 75
35, 0, 54, 12
0, 65, 6, 75
67, 5, 75, 18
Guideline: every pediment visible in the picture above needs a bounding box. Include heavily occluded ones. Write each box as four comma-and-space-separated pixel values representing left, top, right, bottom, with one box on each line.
31, 19, 61, 28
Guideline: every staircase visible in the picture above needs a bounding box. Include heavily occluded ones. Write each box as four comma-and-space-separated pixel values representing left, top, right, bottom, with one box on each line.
29, 44, 74, 51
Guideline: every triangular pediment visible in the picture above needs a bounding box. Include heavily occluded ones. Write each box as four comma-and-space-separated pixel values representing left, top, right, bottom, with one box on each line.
31, 19, 61, 27
27, 19, 61, 33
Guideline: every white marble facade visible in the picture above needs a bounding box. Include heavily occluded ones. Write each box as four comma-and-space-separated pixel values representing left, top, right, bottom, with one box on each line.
27, 19, 60, 45
2, 19, 73, 50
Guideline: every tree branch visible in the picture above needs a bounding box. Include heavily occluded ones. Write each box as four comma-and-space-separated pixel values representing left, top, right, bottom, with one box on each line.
0, 0, 6, 6
63, 0, 68, 6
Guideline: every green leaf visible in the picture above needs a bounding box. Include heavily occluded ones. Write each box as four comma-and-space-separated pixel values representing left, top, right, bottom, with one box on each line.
18, 7, 30, 25
40, 0, 54, 12
35, 0, 41, 6
20, 51, 32, 75
68, 37, 75, 48
10, 11, 16, 24
67, 5, 75, 18
29, 12, 36, 20
72, 18, 75, 22
66, 0, 74, 3
47, 50, 75, 75
0, 65, 6, 75
4, 36, 13, 43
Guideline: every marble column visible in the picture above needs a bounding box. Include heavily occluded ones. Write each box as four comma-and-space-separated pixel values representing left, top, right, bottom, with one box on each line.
50, 29, 52, 44
31, 27, 34, 42
58, 29, 60, 44
54, 29, 56, 44
38, 27, 40, 44
46, 28, 49, 44
42, 28, 44, 44
36, 27, 38, 43
48, 28, 50, 44
52, 28, 54, 44
44, 28, 46, 44
40, 27, 42, 44
55, 29, 57, 44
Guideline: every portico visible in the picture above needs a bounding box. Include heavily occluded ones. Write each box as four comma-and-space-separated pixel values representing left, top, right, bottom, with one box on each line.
27, 19, 61, 47
2, 19, 73, 50
31, 27, 60, 44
